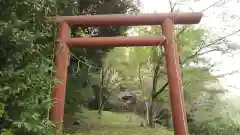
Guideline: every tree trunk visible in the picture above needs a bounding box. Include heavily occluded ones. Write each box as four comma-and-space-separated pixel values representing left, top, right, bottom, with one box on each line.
144, 100, 149, 125
88, 85, 101, 110
149, 50, 162, 128
98, 95, 108, 119
98, 69, 104, 118
98, 102, 103, 119
97, 88, 102, 117
98, 103, 104, 119
148, 52, 162, 128
148, 100, 154, 128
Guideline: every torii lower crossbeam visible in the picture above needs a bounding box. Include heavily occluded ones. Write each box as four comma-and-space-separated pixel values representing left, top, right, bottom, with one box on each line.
51, 12, 203, 135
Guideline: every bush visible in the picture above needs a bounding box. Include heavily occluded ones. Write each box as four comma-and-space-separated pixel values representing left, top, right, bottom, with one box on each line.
0, 0, 57, 134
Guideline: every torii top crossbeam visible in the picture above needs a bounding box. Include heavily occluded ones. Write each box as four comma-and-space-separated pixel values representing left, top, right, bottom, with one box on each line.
53, 12, 202, 26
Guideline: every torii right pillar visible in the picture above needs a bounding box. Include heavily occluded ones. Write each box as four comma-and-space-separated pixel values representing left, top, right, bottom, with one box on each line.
162, 19, 188, 135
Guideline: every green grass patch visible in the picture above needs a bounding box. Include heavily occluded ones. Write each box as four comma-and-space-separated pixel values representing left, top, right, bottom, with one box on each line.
73, 127, 173, 135
65, 109, 173, 135
83, 110, 144, 127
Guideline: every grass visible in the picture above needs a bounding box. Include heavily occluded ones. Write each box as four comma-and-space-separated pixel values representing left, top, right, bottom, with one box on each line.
73, 127, 173, 135
65, 109, 173, 135
82, 109, 144, 127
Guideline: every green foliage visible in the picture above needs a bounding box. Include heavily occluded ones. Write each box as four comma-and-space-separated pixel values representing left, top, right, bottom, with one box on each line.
0, 0, 138, 133
102, 24, 237, 132
189, 118, 240, 135
0, 0, 58, 134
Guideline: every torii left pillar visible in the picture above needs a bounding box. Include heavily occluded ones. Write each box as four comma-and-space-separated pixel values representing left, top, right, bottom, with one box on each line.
51, 21, 70, 135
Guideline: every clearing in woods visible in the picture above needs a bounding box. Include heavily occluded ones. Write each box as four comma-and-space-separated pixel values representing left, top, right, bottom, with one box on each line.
65, 109, 173, 135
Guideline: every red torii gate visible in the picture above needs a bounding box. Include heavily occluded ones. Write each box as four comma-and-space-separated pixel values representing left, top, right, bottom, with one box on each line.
51, 12, 202, 135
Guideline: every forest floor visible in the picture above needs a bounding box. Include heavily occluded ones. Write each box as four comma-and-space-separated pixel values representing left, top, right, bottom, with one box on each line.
65, 109, 173, 135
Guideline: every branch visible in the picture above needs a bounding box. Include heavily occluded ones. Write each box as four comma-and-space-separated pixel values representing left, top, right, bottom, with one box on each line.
100, 95, 110, 109
105, 68, 114, 89
152, 82, 169, 99
168, 0, 182, 12
201, 0, 225, 12
183, 79, 208, 86
177, 23, 240, 68
168, 0, 174, 12
204, 29, 240, 49
151, 26, 240, 100
182, 70, 240, 87
227, 85, 240, 90
152, 62, 160, 92
215, 70, 240, 78
69, 51, 100, 69
154, 115, 164, 122
180, 48, 220, 66
154, 107, 165, 121
176, 25, 189, 39
137, 64, 143, 89
152, 48, 164, 94
181, 29, 240, 66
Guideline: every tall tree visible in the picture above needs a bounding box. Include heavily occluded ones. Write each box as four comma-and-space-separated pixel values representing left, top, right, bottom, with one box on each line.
0, 0, 59, 134
104, 24, 228, 128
